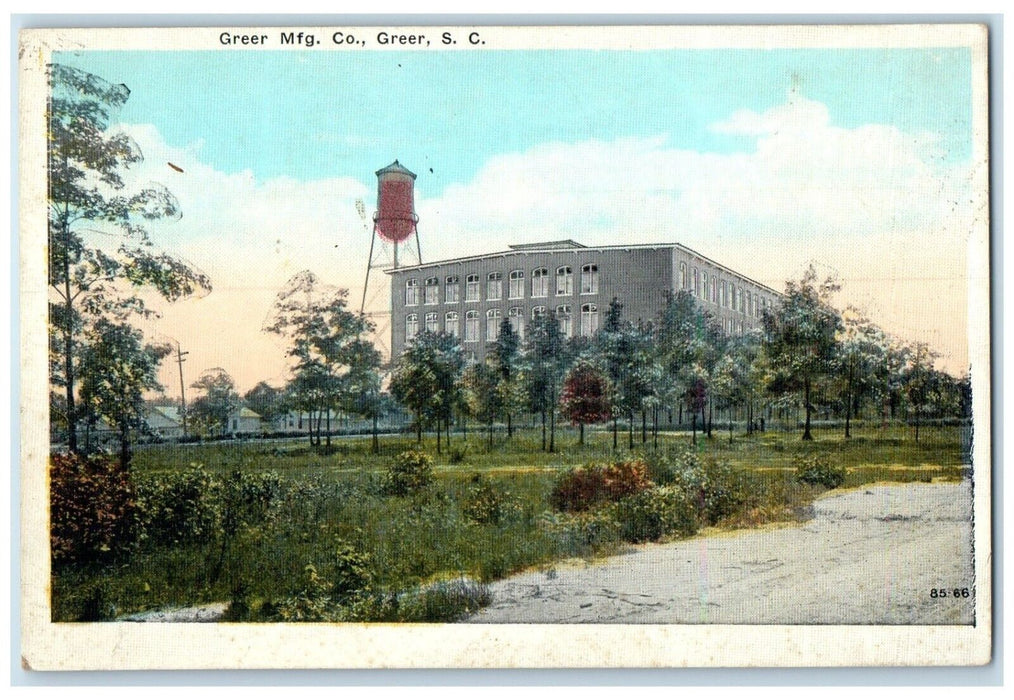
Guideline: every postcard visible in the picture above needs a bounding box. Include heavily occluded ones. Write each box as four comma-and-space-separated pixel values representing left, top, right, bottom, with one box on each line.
18, 23, 991, 669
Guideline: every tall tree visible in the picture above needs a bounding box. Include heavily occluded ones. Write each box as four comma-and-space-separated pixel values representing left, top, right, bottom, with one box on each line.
490, 318, 523, 439
761, 267, 843, 441
265, 271, 377, 449
189, 368, 241, 436
48, 64, 211, 453
390, 331, 464, 452
904, 342, 939, 442
522, 311, 569, 452
244, 381, 285, 427
834, 309, 889, 438
78, 319, 171, 466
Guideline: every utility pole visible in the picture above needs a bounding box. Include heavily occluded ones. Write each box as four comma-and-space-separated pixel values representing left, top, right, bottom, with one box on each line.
176, 342, 189, 437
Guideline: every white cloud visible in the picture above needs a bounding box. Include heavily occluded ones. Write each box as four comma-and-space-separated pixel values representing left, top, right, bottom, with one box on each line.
105, 96, 977, 392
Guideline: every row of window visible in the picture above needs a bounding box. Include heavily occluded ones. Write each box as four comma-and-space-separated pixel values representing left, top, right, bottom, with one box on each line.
405, 304, 601, 344
678, 262, 770, 318
405, 265, 599, 306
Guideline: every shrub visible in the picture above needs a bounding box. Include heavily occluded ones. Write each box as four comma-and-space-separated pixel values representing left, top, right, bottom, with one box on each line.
329, 542, 373, 603
652, 448, 758, 525
396, 578, 492, 622
271, 564, 332, 622
448, 445, 469, 464
794, 454, 846, 489
613, 486, 699, 543
50, 453, 138, 565
135, 465, 221, 546
462, 477, 521, 525
539, 509, 623, 557
382, 450, 434, 496
549, 459, 653, 512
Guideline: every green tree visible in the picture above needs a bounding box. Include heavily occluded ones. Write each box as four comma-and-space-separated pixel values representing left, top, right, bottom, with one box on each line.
189, 368, 241, 436
761, 267, 843, 440
265, 271, 377, 449
834, 309, 889, 438
462, 361, 502, 448
522, 310, 569, 452
48, 64, 211, 453
244, 381, 285, 426
390, 331, 464, 452
490, 318, 523, 439
78, 319, 171, 466
903, 342, 938, 442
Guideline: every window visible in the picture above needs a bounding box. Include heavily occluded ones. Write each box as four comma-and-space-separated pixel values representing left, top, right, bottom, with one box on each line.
581, 264, 599, 294
425, 312, 439, 333
680, 262, 687, 289
445, 311, 459, 337
556, 266, 573, 296
464, 310, 479, 342
531, 305, 546, 320
405, 278, 419, 306
745, 291, 752, 317
532, 268, 549, 297
424, 277, 439, 305
445, 275, 460, 303
465, 274, 480, 302
692, 267, 699, 297
405, 314, 418, 342
508, 306, 524, 338
487, 272, 503, 301
581, 303, 599, 336
486, 308, 502, 342
721, 280, 727, 307
557, 304, 572, 337
702, 272, 709, 302
509, 270, 525, 299
712, 277, 719, 304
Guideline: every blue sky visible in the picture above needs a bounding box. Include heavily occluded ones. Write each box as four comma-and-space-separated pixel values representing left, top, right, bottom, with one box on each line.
57, 48, 972, 191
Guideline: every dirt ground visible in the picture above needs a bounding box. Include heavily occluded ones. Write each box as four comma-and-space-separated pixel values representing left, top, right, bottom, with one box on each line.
467, 481, 976, 625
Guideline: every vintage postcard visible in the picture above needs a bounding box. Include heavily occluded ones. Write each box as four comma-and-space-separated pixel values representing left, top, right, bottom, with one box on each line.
18, 24, 991, 669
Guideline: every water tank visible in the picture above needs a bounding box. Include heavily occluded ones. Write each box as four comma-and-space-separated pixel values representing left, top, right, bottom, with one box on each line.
374, 160, 418, 243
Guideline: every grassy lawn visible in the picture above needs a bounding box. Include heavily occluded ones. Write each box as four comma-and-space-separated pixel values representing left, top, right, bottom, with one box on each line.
52, 423, 968, 622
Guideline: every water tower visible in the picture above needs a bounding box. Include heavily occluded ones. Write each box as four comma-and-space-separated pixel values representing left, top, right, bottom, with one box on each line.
359, 160, 423, 360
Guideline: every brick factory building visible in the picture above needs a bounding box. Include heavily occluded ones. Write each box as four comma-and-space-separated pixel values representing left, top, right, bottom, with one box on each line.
386, 239, 780, 362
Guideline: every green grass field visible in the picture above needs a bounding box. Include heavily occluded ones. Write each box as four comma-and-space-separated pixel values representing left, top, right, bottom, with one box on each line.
51, 423, 969, 622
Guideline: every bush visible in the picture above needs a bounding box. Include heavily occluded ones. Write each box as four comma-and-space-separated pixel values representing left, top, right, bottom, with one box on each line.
50, 453, 138, 565
648, 447, 757, 525
794, 454, 846, 489
549, 459, 653, 512
462, 477, 521, 525
382, 450, 434, 496
396, 578, 492, 622
135, 465, 222, 546
271, 564, 332, 622
613, 487, 699, 543
329, 542, 373, 603
539, 509, 623, 557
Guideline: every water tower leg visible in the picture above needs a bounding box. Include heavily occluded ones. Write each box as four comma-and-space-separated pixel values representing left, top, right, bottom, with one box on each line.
415, 228, 422, 265
361, 228, 377, 315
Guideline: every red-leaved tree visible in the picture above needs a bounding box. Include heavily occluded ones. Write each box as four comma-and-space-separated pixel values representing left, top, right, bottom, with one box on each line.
559, 360, 612, 445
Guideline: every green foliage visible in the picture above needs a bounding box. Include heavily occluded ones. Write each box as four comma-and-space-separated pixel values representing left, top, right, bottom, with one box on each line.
649, 446, 759, 525
613, 486, 699, 543
462, 476, 521, 525
135, 465, 222, 546
382, 450, 434, 495
539, 510, 623, 557
794, 454, 847, 489
549, 459, 653, 512
330, 542, 374, 602
49, 453, 137, 565
272, 564, 332, 622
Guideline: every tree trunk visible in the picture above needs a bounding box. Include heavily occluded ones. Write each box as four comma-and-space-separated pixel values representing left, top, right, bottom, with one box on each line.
706, 401, 713, 438
60, 202, 79, 454
541, 410, 546, 451
436, 420, 441, 454
579, 422, 584, 445
612, 416, 618, 450
628, 412, 634, 450
802, 377, 814, 441
641, 410, 647, 444
507, 412, 513, 439
325, 408, 331, 449
729, 406, 734, 444
652, 406, 659, 450
416, 413, 422, 443
372, 415, 379, 454
549, 396, 556, 453
691, 411, 697, 445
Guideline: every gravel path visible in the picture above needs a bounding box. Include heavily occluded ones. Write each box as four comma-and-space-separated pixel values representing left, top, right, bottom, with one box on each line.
467, 481, 976, 625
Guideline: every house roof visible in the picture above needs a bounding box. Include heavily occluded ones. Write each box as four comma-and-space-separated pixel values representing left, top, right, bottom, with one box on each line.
235, 407, 262, 419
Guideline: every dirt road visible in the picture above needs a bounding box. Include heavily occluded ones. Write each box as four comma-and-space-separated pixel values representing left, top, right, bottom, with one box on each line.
467, 481, 976, 624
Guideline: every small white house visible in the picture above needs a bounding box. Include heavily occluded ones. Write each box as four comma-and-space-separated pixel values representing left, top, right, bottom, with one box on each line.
146, 405, 184, 438
227, 407, 263, 434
